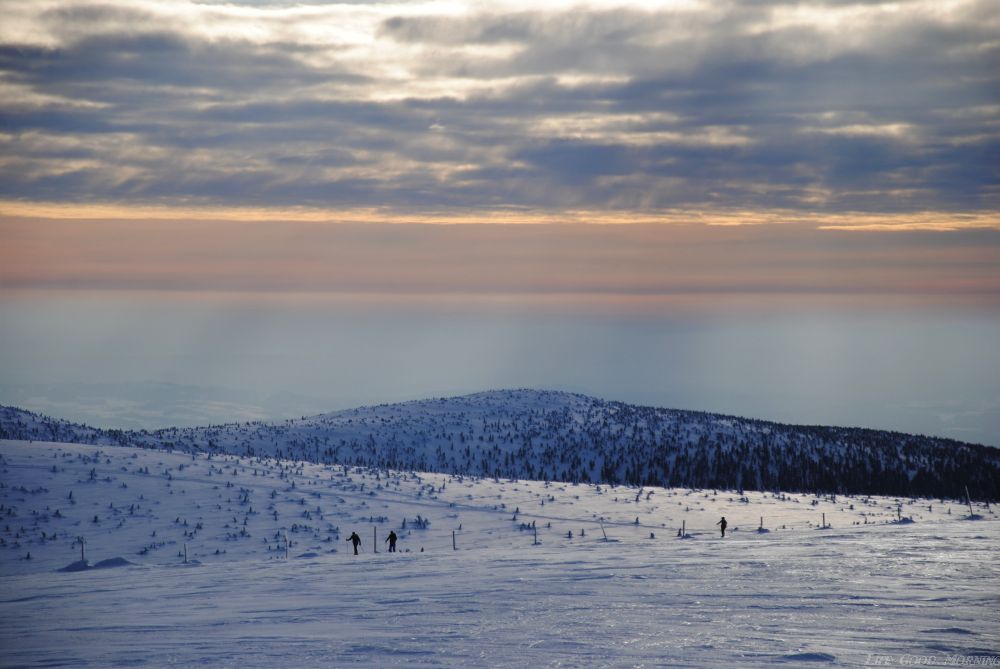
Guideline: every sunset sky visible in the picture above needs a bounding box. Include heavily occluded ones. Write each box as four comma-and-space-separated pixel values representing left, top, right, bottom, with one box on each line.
1, 0, 998, 442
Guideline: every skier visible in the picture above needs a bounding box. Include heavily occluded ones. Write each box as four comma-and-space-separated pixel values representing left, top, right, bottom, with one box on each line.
716, 516, 728, 538
347, 531, 362, 555
385, 530, 398, 553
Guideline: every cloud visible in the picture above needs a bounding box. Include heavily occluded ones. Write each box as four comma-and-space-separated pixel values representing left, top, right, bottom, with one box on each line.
0, 0, 996, 216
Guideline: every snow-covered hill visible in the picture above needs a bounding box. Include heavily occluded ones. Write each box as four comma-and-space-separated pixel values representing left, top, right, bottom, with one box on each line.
1, 439, 997, 668
2, 389, 999, 499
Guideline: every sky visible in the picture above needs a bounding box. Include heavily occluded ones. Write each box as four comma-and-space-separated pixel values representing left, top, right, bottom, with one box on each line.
0, 0, 998, 443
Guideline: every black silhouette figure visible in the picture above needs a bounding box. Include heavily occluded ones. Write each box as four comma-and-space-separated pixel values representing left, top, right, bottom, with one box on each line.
385, 530, 398, 553
716, 516, 728, 538
347, 531, 361, 555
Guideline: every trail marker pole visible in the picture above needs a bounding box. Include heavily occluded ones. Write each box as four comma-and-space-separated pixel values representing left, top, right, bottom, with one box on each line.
452, 530, 457, 551
533, 524, 539, 546
373, 526, 378, 554
822, 513, 826, 528
965, 486, 975, 518
78, 536, 86, 562
759, 517, 764, 531
284, 532, 289, 559
681, 520, 685, 538
600, 520, 608, 542
183, 543, 188, 564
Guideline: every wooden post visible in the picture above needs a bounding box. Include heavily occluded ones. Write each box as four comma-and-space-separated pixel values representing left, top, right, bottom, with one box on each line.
183, 543, 188, 564
822, 513, 826, 528
759, 516, 763, 531
965, 486, 974, 518
452, 530, 457, 551
897, 505, 902, 521
600, 520, 608, 541
284, 532, 289, 559
533, 524, 539, 546
681, 520, 686, 537
373, 526, 378, 554
78, 536, 85, 562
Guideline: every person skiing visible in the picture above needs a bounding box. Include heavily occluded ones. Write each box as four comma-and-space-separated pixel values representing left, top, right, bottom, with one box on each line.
347, 531, 362, 555
385, 530, 398, 553
716, 516, 728, 538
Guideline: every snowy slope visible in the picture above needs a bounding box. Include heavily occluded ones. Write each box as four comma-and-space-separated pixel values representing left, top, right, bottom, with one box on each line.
0, 439, 997, 668
9, 438, 980, 577
3, 390, 999, 499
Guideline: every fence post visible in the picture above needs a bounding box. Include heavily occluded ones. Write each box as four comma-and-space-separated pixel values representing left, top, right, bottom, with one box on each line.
822, 513, 826, 528
759, 516, 763, 531
183, 543, 188, 564
373, 526, 378, 554
681, 520, 686, 537
533, 524, 539, 546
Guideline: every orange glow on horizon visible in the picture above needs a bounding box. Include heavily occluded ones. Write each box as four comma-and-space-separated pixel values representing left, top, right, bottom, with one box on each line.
2, 214, 999, 308
1, 201, 998, 231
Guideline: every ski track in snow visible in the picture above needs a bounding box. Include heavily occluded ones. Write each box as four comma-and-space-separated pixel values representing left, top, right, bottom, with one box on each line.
0, 440, 998, 668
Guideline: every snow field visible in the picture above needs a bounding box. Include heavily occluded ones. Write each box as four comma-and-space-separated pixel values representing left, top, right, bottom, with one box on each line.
2, 440, 987, 576
1, 440, 998, 668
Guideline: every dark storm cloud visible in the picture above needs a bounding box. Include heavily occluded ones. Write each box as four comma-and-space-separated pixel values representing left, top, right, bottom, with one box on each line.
0, 0, 997, 215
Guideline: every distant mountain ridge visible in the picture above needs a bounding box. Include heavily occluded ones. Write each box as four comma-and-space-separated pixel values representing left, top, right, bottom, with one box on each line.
2, 389, 998, 500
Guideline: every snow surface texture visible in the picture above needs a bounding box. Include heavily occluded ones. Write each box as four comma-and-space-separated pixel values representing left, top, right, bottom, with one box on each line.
1, 440, 998, 668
